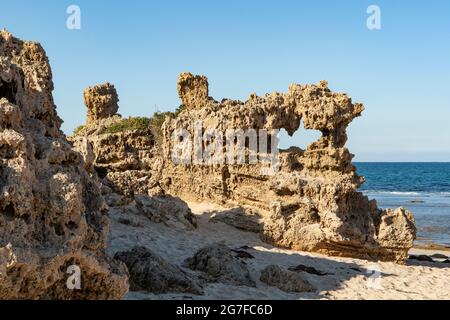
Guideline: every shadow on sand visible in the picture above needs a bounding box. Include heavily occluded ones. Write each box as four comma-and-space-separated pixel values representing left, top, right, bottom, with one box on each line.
119, 199, 449, 300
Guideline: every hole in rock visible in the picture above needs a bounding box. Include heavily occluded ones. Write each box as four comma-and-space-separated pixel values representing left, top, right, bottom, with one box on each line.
0, 79, 18, 104
310, 208, 321, 223
3, 203, 16, 220
94, 167, 108, 179
20, 213, 30, 223
0, 144, 16, 159
279, 123, 322, 151
66, 221, 78, 230
52, 223, 65, 236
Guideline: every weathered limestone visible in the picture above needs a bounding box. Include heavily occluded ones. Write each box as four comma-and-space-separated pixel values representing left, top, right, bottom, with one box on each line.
161, 73, 416, 263
70, 115, 163, 199
134, 194, 197, 230
209, 208, 262, 233
177, 72, 209, 111
85, 83, 119, 127
184, 243, 256, 286
72, 73, 416, 263
260, 265, 315, 293
0, 30, 128, 299
115, 246, 202, 294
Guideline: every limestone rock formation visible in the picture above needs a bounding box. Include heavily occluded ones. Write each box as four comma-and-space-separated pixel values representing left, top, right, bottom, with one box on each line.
71, 71, 416, 263
70, 120, 162, 199
85, 83, 119, 127
184, 243, 255, 287
114, 246, 202, 294
134, 194, 197, 230
209, 208, 262, 233
260, 265, 315, 293
0, 30, 128, 299
70, 106, 163, 200
161, 72, 416, 263
177, 72, 209, 111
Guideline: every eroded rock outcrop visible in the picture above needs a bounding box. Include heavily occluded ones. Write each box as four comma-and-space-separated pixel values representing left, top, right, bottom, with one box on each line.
260, 265, 315, 293
134, 194, 197, 230
115, 246, 202, 294
161, 72, 416, 263
70, 113, 163, 199
85, 83, 119, 127
184, 243, 255, 287
0, 30, 128, 299
71, 71, 416, 263
209, 208, 262, 233
177, 73, 209, 111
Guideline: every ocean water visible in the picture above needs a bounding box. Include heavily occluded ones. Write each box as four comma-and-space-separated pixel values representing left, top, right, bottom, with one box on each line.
355, 163, 450, 247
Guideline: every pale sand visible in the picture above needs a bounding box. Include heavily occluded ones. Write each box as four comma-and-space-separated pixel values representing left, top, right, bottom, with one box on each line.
107, 201, 450, 300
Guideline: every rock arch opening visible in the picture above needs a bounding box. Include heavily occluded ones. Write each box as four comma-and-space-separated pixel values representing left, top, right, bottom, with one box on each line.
279, 121, 322, 151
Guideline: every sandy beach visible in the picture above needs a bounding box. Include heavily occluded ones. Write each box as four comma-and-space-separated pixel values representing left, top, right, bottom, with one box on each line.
107, 201, 450, 300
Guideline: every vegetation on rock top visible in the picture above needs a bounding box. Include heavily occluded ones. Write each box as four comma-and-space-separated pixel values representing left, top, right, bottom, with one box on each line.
71, 105, 185, 138
73, 125, 86, 135
100, 117, 152, 134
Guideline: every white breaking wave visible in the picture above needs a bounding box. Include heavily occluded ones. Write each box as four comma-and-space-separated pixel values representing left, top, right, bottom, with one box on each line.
362, 190, 450, 197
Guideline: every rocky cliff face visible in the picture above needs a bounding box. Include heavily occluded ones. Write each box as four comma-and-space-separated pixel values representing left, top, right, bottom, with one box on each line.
0, 30, 128, 299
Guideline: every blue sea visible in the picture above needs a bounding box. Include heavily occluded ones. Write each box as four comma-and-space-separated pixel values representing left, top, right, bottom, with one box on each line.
356, 163, 450, 247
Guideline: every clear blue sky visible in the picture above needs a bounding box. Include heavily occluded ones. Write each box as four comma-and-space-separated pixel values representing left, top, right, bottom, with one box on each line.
1, 0, 449, 161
